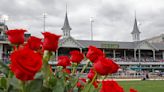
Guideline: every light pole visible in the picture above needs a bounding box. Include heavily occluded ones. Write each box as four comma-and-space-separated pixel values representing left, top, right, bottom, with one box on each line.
1, 15, 8, 36
1, 15, 9, 24
42, 13, 47, 32
90, 17, 94, 40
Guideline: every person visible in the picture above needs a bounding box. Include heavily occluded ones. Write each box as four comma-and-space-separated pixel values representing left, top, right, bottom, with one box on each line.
146, 73, 149, 79
142, 72, 149, 80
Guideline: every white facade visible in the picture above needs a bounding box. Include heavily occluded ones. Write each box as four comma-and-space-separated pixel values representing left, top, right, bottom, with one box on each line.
0, 44, 2, 60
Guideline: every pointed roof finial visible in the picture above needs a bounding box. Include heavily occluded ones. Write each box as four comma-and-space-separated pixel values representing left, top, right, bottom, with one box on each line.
131, 11, 140, 34
61, 0, 71, 31
66, 0, 68, 13
134, 10, 136, 18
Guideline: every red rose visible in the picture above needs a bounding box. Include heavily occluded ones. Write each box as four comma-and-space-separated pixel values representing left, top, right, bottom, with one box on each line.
42, 32, 61, 52
100, 80, 124, 92
62, 68, 71, 74
57, 56, 70, 68
94, 57, 119, 75
93, 81, 99, 88
108, 59, 119, 74
6, 29, 26, 44
10, 47, 42, 81
27, 36, 42, 50
129, 88, 138, 92
86, 46, 104, 63
70, 50, 84, 63
87, 69, 96, 80
76, 78, 86, 88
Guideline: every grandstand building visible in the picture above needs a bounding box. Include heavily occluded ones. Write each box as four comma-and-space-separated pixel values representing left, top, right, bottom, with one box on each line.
57, 12, 164, 72
0, 11, 164, 72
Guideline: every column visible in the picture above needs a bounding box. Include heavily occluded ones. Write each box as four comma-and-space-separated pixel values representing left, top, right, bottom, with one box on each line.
56, 49, 58, 61
162, 51, 164, 60
124, 50, 126, 61
103, 49, 105, 53
103, 49, 105, 57
80, 48, 82, 53
134, 49, 137, 61
138, 49, 141, 62
0, 45, 3, 60
113, 50, 116, 60
153, 50, 155, 61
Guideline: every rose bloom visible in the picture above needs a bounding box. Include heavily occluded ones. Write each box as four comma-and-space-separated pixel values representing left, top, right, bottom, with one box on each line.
76, 78, 86, 88
100, 80, 124, 92
129, 88, 138, 92
70, 50, 84, 63
93, 81, 99, 88
94, 57, 119, 75
86, 46, 104, 63
62, 68, 71, 74
57, 56, 70, 68
87, 68, 96, 80
27, 36, 42, 51
108, 59, 120, 74
10, 47, 42, 81
6, 29, 26, 45
42, 32, 61, 52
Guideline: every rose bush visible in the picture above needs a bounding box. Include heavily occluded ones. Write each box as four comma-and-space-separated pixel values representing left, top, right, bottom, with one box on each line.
0, 29, 138, 92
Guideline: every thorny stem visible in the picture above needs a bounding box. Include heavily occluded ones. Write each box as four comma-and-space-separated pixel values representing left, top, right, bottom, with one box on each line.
87, 72, 97, 92
80, 59, 90, 74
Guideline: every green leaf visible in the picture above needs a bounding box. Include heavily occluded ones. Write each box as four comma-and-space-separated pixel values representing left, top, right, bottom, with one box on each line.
73, 88, 78, 92
81, 83, 92, 92
48, 75, 57, 88
0, 61, 10, 76
26, 79, 43, 92
9, 76, 21, 90
41, 87, 52, 92
52, 79, 64, 92
34, 72, 43, 79
0, 77, 7, 89
7, 85, 20, 92
70, 77, 78, 87
0, 89, 4, 92
89, 84, 99, 92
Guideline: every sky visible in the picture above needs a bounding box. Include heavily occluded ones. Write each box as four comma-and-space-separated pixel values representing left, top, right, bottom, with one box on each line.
0, 0, 164, 41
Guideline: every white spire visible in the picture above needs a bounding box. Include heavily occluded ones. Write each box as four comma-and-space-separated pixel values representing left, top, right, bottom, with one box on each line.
61, 1, 72, 38
131, 12, 141, 41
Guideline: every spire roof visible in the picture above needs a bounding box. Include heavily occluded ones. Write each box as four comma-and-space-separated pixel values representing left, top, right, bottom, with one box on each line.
131, 17, 140, 34
61, 12, 71, 31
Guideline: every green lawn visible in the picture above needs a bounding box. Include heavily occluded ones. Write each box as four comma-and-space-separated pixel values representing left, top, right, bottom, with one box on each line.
118, 80, 164, 92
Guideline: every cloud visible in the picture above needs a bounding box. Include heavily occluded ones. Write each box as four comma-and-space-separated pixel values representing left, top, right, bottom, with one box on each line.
0, 0, 164, 42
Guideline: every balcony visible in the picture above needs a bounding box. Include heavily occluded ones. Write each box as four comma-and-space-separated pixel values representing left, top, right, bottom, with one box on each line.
116, 61, 164, 65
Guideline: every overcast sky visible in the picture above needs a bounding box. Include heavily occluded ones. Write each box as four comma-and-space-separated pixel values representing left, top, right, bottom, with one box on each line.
0, 0, 164, 41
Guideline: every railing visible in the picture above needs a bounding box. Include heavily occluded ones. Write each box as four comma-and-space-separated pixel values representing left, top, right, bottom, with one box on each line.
0, 35, 7, 41
116, 62, 164, 65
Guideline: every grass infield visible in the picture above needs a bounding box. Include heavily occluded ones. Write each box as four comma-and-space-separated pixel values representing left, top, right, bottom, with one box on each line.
118, 80, 164, 92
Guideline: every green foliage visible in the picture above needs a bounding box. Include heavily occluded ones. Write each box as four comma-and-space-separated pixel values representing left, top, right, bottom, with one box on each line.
0, 61, 10, 76
52, 78, 65, 92
26, 79, 43, 92
0, 77, 7, 89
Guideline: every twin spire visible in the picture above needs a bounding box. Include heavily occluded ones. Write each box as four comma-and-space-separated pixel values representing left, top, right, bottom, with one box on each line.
131, 17, 140, 34
131, 13, 141, 41
61, 3, 71, 38
61, 8, 141, 41
61, 12, 72, 31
